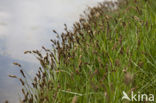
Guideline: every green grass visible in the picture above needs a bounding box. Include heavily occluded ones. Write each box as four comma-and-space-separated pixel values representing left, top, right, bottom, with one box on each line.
9, 0, 156, 103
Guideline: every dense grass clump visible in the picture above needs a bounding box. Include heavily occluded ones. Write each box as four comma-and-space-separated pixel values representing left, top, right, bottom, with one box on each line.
9, 0, 156, 103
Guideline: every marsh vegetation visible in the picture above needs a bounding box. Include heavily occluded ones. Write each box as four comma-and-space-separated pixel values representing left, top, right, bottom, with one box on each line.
8, 0, 156, 102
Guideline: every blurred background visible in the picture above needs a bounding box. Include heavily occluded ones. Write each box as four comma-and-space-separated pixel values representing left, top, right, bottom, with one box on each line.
0, 0, 114, 102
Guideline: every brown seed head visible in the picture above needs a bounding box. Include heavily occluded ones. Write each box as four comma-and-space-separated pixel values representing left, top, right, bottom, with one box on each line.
124, 72, 133, 85
5, 101, 9, 103
24, 51, 32, 54
13, 62, 21, 67
20, 69, 25, 78
19, 78, 25, 86
8, 75, 17, 78
71, 96, 78, 103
